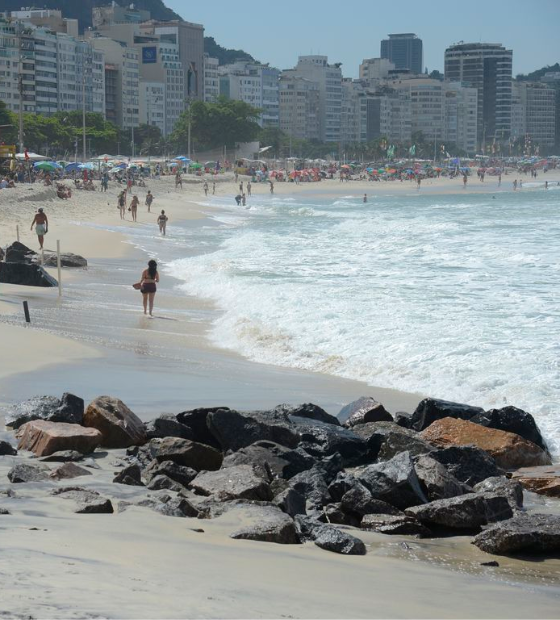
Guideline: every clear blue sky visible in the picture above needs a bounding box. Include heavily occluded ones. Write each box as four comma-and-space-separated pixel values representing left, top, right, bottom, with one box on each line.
166, 0, 559, 77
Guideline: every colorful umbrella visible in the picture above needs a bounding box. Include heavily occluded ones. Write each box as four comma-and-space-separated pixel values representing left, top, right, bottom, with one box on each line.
34, 161, 61, 171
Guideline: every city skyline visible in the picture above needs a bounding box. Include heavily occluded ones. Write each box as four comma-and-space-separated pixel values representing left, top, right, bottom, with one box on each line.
167, 0, 559, 77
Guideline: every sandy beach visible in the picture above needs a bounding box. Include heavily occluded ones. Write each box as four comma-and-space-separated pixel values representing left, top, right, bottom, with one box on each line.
1, 170, 560, 619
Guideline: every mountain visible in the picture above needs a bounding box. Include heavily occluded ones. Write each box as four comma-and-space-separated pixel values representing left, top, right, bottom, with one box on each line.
204, 36, 256, 65
516, 63, 560, 81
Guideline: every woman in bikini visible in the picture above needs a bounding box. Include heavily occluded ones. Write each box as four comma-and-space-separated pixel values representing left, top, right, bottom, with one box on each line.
140, 259, 159, 316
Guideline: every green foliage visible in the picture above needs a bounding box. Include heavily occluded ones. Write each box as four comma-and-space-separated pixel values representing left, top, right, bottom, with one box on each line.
516, 63, 560, 82
0, 100, 17, 145
429, 70, 444, 81
204, 36, 256, 66
171, 97, 261, 151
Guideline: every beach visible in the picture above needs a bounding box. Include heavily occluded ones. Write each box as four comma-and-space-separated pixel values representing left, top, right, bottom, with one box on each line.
1, 170, 560, 618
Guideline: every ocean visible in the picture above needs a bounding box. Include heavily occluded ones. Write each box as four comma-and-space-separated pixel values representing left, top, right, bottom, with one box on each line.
161, 184, 560, 454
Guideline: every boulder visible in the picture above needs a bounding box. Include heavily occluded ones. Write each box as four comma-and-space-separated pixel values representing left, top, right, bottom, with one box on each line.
49, 462, 92, 481
8, 462, 50, 483
339, 397, 393, 427
512, 464, 560, 499
414, 454, 472, 501
144, 415, 194, 441
273, 487, 307, 518
352, 422, 433, 462
16, 420, 102, 457
0, 440, 17, 456
0, 508, 10, 515
146, 474, 186, 493
151, 437, 222, 471
470, 406, 548, 452
5, 393, 84, 429
295, 517, 366, 555
394, 412, 412, 428
113, 464, 144, 486
42, 252, 87, 268
288, 458, 342, 510
83, 396, 146, 449
175, 407, 226, 449
406, 492, 513, 530
410, 398, 484, 432
143, 460, 197, 488
277, 403, 340, 426
39, 450, 84, 462
357, 451, 428, 509
190, 464, 272, 502
4, 241, 36, 263
156, 497, 199, 518
230, 505, 299, 544
207, 408, 299, 452
473, 477, 523, 509
322, 503, 361, 527
421, 417, 551, 469
221, 441, 314, 480
473, 513, 560, 555
53, 487, 113, 514
340, 482, 405, 517
327, 471, 356, 502
429, 445, 503, 486
361, 514, 431, 537
0, 262, 58, 287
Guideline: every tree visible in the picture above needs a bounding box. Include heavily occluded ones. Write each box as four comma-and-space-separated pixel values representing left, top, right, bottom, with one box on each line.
0, 100, 17, 146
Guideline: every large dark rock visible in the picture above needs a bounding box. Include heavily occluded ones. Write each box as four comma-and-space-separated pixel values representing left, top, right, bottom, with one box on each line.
357, 451, 428, 509
144, 459, 197, 488
221, 440, 315, 480
84, 396, 146, 449
290, 416, 367, 464
230, 505, 299, 544
361, 514, 431, 537
339, 397, 393, 427
473, 513, 560, 555
0, 440, 17, 456
175, 407, 226, 449
352, 422, 433, 462
49, 462, 92, 481
146, 474, 186, 493
429, 446, 503, 486
273, 487, 307, 518
190, 464, 272, 502
288, 455, 343, 510
410, 398, 484, 432
322, 503, 361, 527
470, 406, 548, 453
8, 462, 50, 483
279, 403, 340, 426
0, 262, 58, 287
42, 252, 87, 268
4, 241, 36, 263
473, 477, 523, 510
414, 454, 472, 501
5, 393, 84, 429
406, 492, 513, 530
40, 450, 84, 462
113, 464, 144, 486
207, 408, 299, 452
340, 482, 404, 517
144, 415, 194, 441
152, 437, 222, 471
295, 516, 366, 555
53, 486, 113, 514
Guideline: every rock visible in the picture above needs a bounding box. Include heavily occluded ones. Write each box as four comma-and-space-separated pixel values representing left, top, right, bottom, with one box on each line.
357, 451, 428, 509
394, 412, 412, 428
339, 397, 393, 427
414, 454, 471, 501
470, 406, 548, 452
190, 464, 272, 502
16, 420, 102, 457
421, 417, 551, 469
473, 477, 523, 509
406, 492, 513, 530
282, 403, 340, 426
175, 407, 226, 449
5, 393, 84, 429
4, 241, 36, 263
473, 513, 560, 555
221, 440, 314, 480
340, 482, 404, 517
295, 517, 366, 556
290, 416, 367, 465
144, 460, 197, 488
410, 398, 484, 432
481, 561, 500, 567
361, 514, 431, 537
327, 471, 356, 502
0, 440, 17, 456
40, 450, 84, 462
429, 446, 503, 486
113, 464, 143, 486
8, 462, 50, 483
146, 475, 186, 493
144, 415, 194, 441
157, 497, 199, 518
230, 505, 298, 544
511, 464, 560, 499
288, 460, 340, 510
0, 508, 10, 515
49, 462, 92, 480
152, 437, 222, 471
0, 262, 58, 287
352, 422, 433, 462
322, 503, 361, 527
54, 487, 114, 514
207, 408, 299, 452
195, 499, 274, 520
273, 487, 307, 518
83, 396, 146, 449
42, 252, 87, 268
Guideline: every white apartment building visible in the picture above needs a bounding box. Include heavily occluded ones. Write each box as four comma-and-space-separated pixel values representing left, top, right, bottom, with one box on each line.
359, 58, 395, 86
278, 71, 320, 141
139, 81, 166, 135
341, 79, 368, 144
203, 54, 219, 102
444, 82, 478, 154
511, 81, 556, 148
366, 88, 412, 144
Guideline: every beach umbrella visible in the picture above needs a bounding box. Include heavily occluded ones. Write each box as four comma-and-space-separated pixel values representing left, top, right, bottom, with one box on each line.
174, 155, 190, 162
34, 161, 62, 171
78, 163, 94, 170
65, 162, 82, 172
189, 162, 203, 169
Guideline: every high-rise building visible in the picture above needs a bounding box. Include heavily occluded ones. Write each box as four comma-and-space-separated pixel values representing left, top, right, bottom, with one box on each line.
359, 58, 395, 87
444, 42, 513, 148
541, 72, 560, 149
341, 79, 368, 145
366, 88, 412, 144
511, 82, 556, 149
203, 54, 219, 102
278, 71, 320, 142
4, 9, 78, 37
381, 34, 423, 75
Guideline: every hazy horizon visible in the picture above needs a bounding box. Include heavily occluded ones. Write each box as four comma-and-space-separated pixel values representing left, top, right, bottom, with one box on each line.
167, 0, 559, 77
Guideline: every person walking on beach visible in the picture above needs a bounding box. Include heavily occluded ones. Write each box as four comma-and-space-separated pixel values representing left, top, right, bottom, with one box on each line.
212, 181, 216, 195
204, 181, 209, 196
545, 181, 549, 190
157, 210, 168, 236
270, 181, 274, 194
463, 174, 468, 189
363, 193, 367, 203
130, 195, 139, 222
498, 173, 502, 187
118, 190, 127, 219
175, 171, 182, 189
146, 190, 154, 212
30, 208, 48, 249
140, 259, 159, 317
247, 181, 252, 196
513, 179, 518, 191
242, 193, 247, 206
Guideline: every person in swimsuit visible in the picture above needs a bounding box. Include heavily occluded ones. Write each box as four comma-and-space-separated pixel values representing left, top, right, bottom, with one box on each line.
130, 195, 139, 222
145, 190, 154, 212
31, 208, 48, 249
157, 210, 168, 236
118, 190, 127, 219
141, 259, 159, 316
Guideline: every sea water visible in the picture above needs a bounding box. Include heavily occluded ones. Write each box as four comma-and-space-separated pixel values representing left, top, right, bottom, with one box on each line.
163, 186, 560, 454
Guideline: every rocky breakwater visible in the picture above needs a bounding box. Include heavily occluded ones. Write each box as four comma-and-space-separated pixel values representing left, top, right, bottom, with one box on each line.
1, 395, 559, 559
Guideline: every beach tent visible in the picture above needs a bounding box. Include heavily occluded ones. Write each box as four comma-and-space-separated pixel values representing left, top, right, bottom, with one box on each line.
16, 152, 49, 162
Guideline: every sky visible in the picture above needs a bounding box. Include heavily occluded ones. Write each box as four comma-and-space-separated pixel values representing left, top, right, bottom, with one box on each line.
166, 0, 559, 77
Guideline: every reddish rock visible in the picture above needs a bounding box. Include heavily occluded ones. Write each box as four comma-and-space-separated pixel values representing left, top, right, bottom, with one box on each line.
421, 418, 551, 469
512, 465, 560, 498
49, 462, 92, 481
16, 420, 102, 457
84, 396, 146, 449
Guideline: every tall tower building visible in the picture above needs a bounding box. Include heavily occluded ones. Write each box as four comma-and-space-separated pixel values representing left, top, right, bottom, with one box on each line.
380, 34, 423, 75
444, 42, 512, 148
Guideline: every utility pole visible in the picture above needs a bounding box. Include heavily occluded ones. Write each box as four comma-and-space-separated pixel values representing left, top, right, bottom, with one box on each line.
18, 69, 24, 153
187, 97, 192, 161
